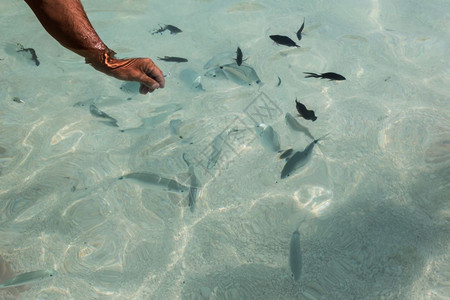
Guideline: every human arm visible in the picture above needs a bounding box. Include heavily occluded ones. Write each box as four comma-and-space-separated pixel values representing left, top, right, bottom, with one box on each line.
24, 0, 165, 94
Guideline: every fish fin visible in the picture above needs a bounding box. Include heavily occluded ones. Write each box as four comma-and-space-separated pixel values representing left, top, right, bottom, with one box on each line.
315, 133, 331, 145
303, 72, 319, 78
182, 152, 191, 167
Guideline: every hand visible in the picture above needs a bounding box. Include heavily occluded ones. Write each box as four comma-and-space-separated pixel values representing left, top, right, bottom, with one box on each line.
101, 57, 165, 94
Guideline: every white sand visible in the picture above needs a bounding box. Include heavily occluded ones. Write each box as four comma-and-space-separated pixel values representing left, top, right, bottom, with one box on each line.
0, 0, 449, 299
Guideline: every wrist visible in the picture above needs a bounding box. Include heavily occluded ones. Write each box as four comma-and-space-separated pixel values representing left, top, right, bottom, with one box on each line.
85, 48, 116, 72
85, 49, 138, 76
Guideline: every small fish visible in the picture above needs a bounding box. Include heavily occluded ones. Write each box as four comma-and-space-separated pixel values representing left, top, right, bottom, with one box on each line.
157, 56, 188, 63
295, 98, 317, 121
269, 35, 300, 47
119, 172, 188, 193
277, 76, 282, 87
89, 104, 119, 127
280, 134, 327, 179
219, 62, 262, 86
169, 119, 182, 136
164, 24, 182, 34
256, 123, 280, 152
121, 105, 182, 133
236, 46, 243, 66
204, 67, 220, 78
279, 148, 293, 160
12, 97, 24, 104
16, 43, 40, 66
120, 81, 140, 94
152, 24, 182, 35
296, 18, 305, 41
182, 153, 201, 212
207, 133, 226, 169
203, 51, 236, 70
289, 230, 302, 281
285, 112, 315, 140
0, 269, 55, 289
179, 69, 204, 91
304, 72, 346, 81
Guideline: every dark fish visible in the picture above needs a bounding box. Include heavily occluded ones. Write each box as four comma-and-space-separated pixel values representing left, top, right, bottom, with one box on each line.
296, 18, 305, 41
304, 72, 346, 81
89, 104, 119, 127
183, 153, 201, 212
152, 24, 182, 35
236, 46, 243, 66
280, 134, 327, 179
16, 43, 40, 66
164, 24, 182, 34
289, 230, 302, 281
279, 148, 293, 160
269, 35, 300, 47
157, 56, 188, 63
295, 98, 317, 121
277, 76, 282, 87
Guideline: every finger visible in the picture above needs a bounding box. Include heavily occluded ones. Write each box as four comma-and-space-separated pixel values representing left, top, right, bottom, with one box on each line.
143, 61, 165, 88
151, 67, 165, 88
139, 83, 156, 94
139, 73, 160, 90
139, 85, 149, 94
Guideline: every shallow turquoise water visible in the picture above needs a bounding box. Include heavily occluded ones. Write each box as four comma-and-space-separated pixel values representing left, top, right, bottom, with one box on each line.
0, 0, 449, 299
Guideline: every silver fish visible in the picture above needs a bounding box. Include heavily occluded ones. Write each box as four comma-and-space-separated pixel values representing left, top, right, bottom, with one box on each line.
182, 153, 201, 212
0, 269, 55, 289
203, 51, 235, 70
169, 119, 182, 136
179, 69, 204, 91
207, 132, 226, 169
289, 230, 302, 281
204, 66, 228, 79
121, 105, 182, 133
281, 134, 327, 179
119, 172, 188, 193
220, 62, 262, 86
120, 81, 140, 94
255, 123, 280, 152
89, 104, 119, 127
285, 112, 315, 140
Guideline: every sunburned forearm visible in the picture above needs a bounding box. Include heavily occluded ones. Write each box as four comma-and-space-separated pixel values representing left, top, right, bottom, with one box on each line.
24, 0, 109, 58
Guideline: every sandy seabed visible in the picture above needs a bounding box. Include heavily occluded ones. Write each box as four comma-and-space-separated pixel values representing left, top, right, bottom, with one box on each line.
0, 0, 449, 299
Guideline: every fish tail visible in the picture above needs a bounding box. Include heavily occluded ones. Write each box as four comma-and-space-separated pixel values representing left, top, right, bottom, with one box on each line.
182, 153, 191, 167
303, 72, 319, 78
315, 133, 330, 144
